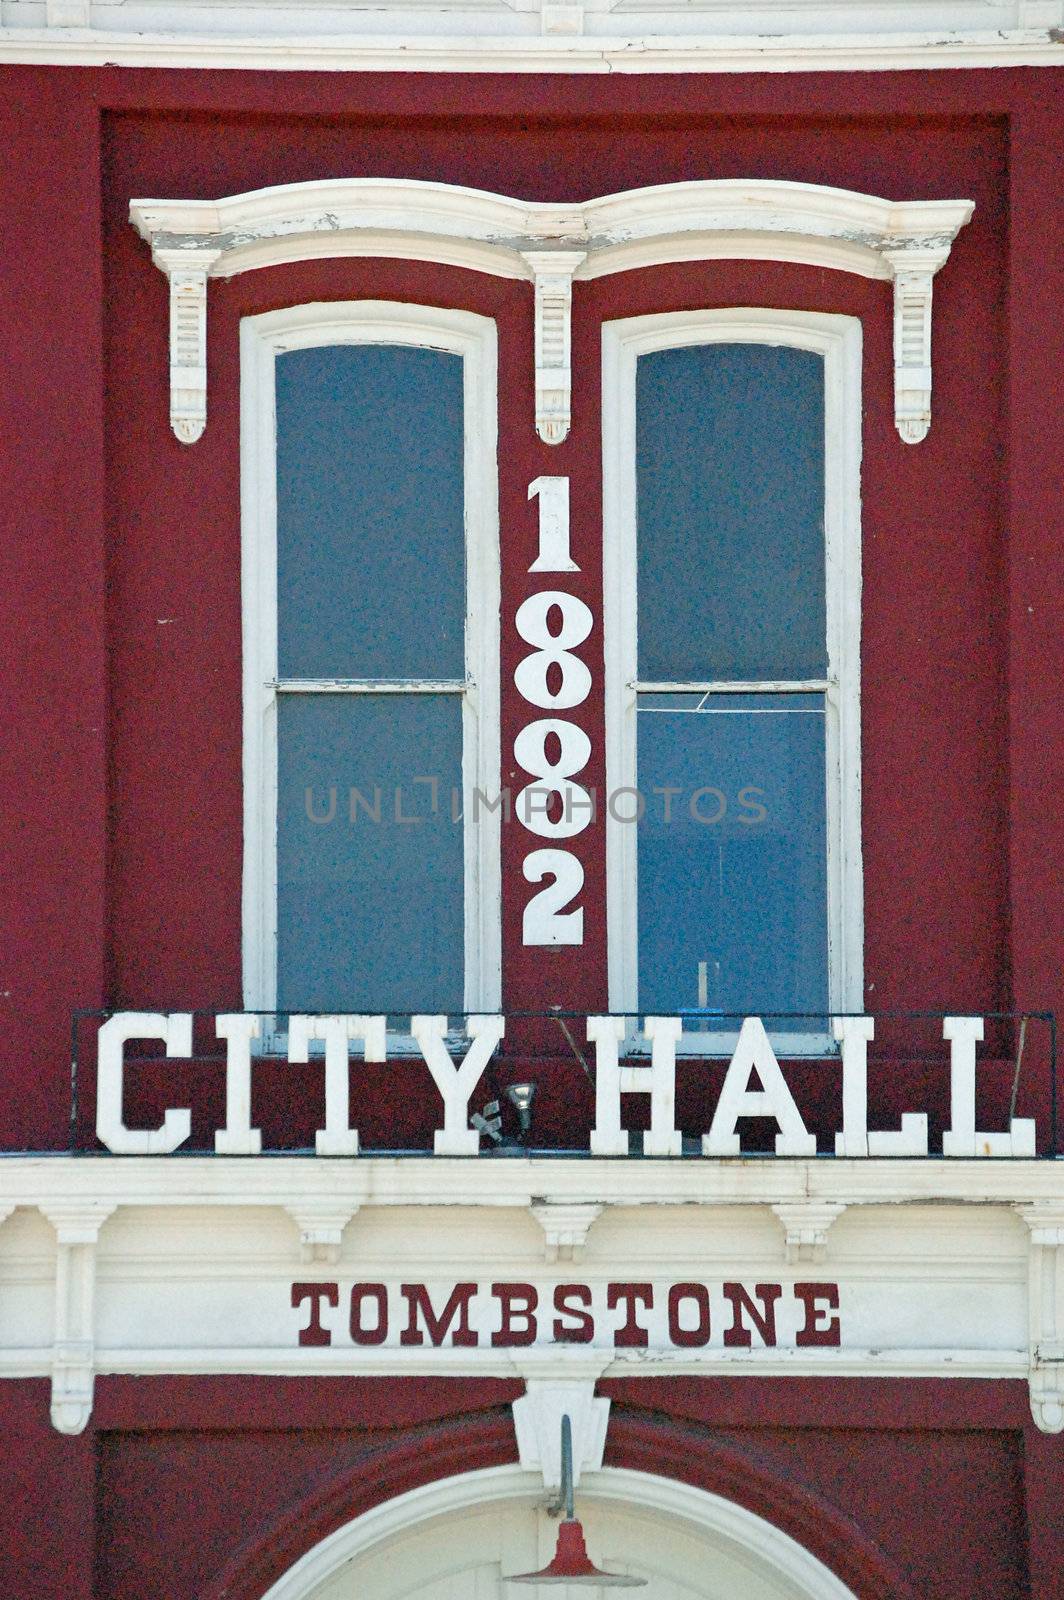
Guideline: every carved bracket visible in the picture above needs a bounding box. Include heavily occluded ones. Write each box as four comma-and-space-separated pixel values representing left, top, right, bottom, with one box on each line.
152, 246, 223, 445
513, 1377, 610, 1491
285, 1202, 359, 1264
529, 1201, 603, 1262
41, 1202, 115, 1435
132, 181, 973, 448
520, 250, 587, 447
770, 1201, 846, 1265
883, 245, 956, 445
1017, 1204, 1064, 1433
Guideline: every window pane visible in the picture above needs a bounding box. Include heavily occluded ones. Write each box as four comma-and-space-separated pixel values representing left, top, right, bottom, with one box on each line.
636, 344, 826, 682
276, 694, 464, 1012
636, 692, 828, 1018
276, 344, 465, 680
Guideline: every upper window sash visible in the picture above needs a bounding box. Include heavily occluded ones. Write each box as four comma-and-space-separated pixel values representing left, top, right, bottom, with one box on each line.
601, 308, 864, 1055
240, 301, 501, 1018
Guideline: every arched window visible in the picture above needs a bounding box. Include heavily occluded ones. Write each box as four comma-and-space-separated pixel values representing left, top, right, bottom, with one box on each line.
603, 309, 863, 1053
241, 302, 501, 1019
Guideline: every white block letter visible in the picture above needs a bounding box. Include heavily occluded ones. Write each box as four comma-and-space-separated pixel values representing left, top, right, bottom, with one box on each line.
588, 1016, 628, 1155
833, 1016, 928, 1158
589, 1017, 682, 1156
96, 1012, 192, 1155
214, 1013, 262, 1155
412, 1014, 505, 1155
942, 1016, 1036, 1157
704, 1017, 816, 1156
290, 1014, 386, 1157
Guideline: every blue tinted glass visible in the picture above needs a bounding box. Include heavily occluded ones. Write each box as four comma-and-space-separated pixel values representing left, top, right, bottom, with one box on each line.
636, 344, 826, 682
276, 344, 465, 680
636, 692, 828, 1017
277, 694, 464, 1011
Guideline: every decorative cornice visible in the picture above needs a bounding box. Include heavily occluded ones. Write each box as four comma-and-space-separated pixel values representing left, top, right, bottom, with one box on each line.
2, 29, 1063, 74
2, 1154, 1060, 1209
130, 176, 973, 448
131, 177, 972, 285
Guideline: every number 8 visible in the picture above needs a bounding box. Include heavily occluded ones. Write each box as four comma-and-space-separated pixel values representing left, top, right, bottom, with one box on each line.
514, 591, 593, 711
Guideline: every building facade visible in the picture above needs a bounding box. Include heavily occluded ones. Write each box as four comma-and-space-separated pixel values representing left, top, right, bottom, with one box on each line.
1, 9, 1063, 1596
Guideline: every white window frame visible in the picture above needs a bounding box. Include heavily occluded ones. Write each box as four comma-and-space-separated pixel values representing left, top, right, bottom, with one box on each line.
602, 307, 864, 1056
241, 300, 501, 1021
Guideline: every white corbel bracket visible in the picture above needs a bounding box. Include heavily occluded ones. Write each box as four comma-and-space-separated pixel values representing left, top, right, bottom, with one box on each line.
513, 1378, 610, 1492
285, 1202, 359, 1264
1017, 1205, 1064, 1433
770, 1201, 846, 1265
520, 250, 587, 446
151, 245, 223, 444
529, 1201, 603, 1262
132, 181, 973, 448
883, 245, 955, 445
41, 1202, 115, 1436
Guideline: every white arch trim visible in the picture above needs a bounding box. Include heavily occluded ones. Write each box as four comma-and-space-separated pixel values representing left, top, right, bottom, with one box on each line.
130, 175, 973, 445
258, 1463, 862, 1600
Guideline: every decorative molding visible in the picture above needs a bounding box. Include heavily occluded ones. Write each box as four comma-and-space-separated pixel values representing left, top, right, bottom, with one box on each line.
40, 1202, 115, 1435
255, 1463, 864, 1600
3, 30, 1064, 75
521, 249, 586, 445
152, 246, 222, 444
512, 1378, 610, 1490
529, 1201, 603, 1261
285, 1203, 359, 1264
1017, 1204, 1064, 1433
2, 1154, 1062, 1210
771, 1202, 846, 1265
131, 179, 974, 448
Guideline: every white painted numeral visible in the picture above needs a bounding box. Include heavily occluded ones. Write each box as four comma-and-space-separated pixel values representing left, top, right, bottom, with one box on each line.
522, 849, 585, 945
514, 718, 593, 839
528, 476, 578, 573
514, 591, 593, 710
516, 476, 589, 942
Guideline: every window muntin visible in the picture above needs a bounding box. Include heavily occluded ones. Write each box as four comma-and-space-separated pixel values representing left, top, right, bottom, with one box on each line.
603, 310, 863, 1053
242, 303, 500, 1020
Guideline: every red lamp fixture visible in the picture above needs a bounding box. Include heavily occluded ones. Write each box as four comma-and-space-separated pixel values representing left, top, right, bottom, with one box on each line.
508, 1415, 647, 1587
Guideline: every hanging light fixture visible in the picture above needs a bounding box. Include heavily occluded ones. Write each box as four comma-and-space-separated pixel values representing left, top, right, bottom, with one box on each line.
508, 1415, 647, 1587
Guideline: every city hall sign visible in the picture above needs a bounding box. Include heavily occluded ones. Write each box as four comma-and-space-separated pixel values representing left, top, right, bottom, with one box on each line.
92, 1010, 1037, 1159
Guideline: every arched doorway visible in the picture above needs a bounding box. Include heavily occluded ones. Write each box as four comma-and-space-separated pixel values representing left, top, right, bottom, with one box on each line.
260, 1466, 860, 1600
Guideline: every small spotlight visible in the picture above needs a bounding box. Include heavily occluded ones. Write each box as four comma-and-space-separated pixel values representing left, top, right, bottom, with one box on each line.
505, 1082, 536, 1140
